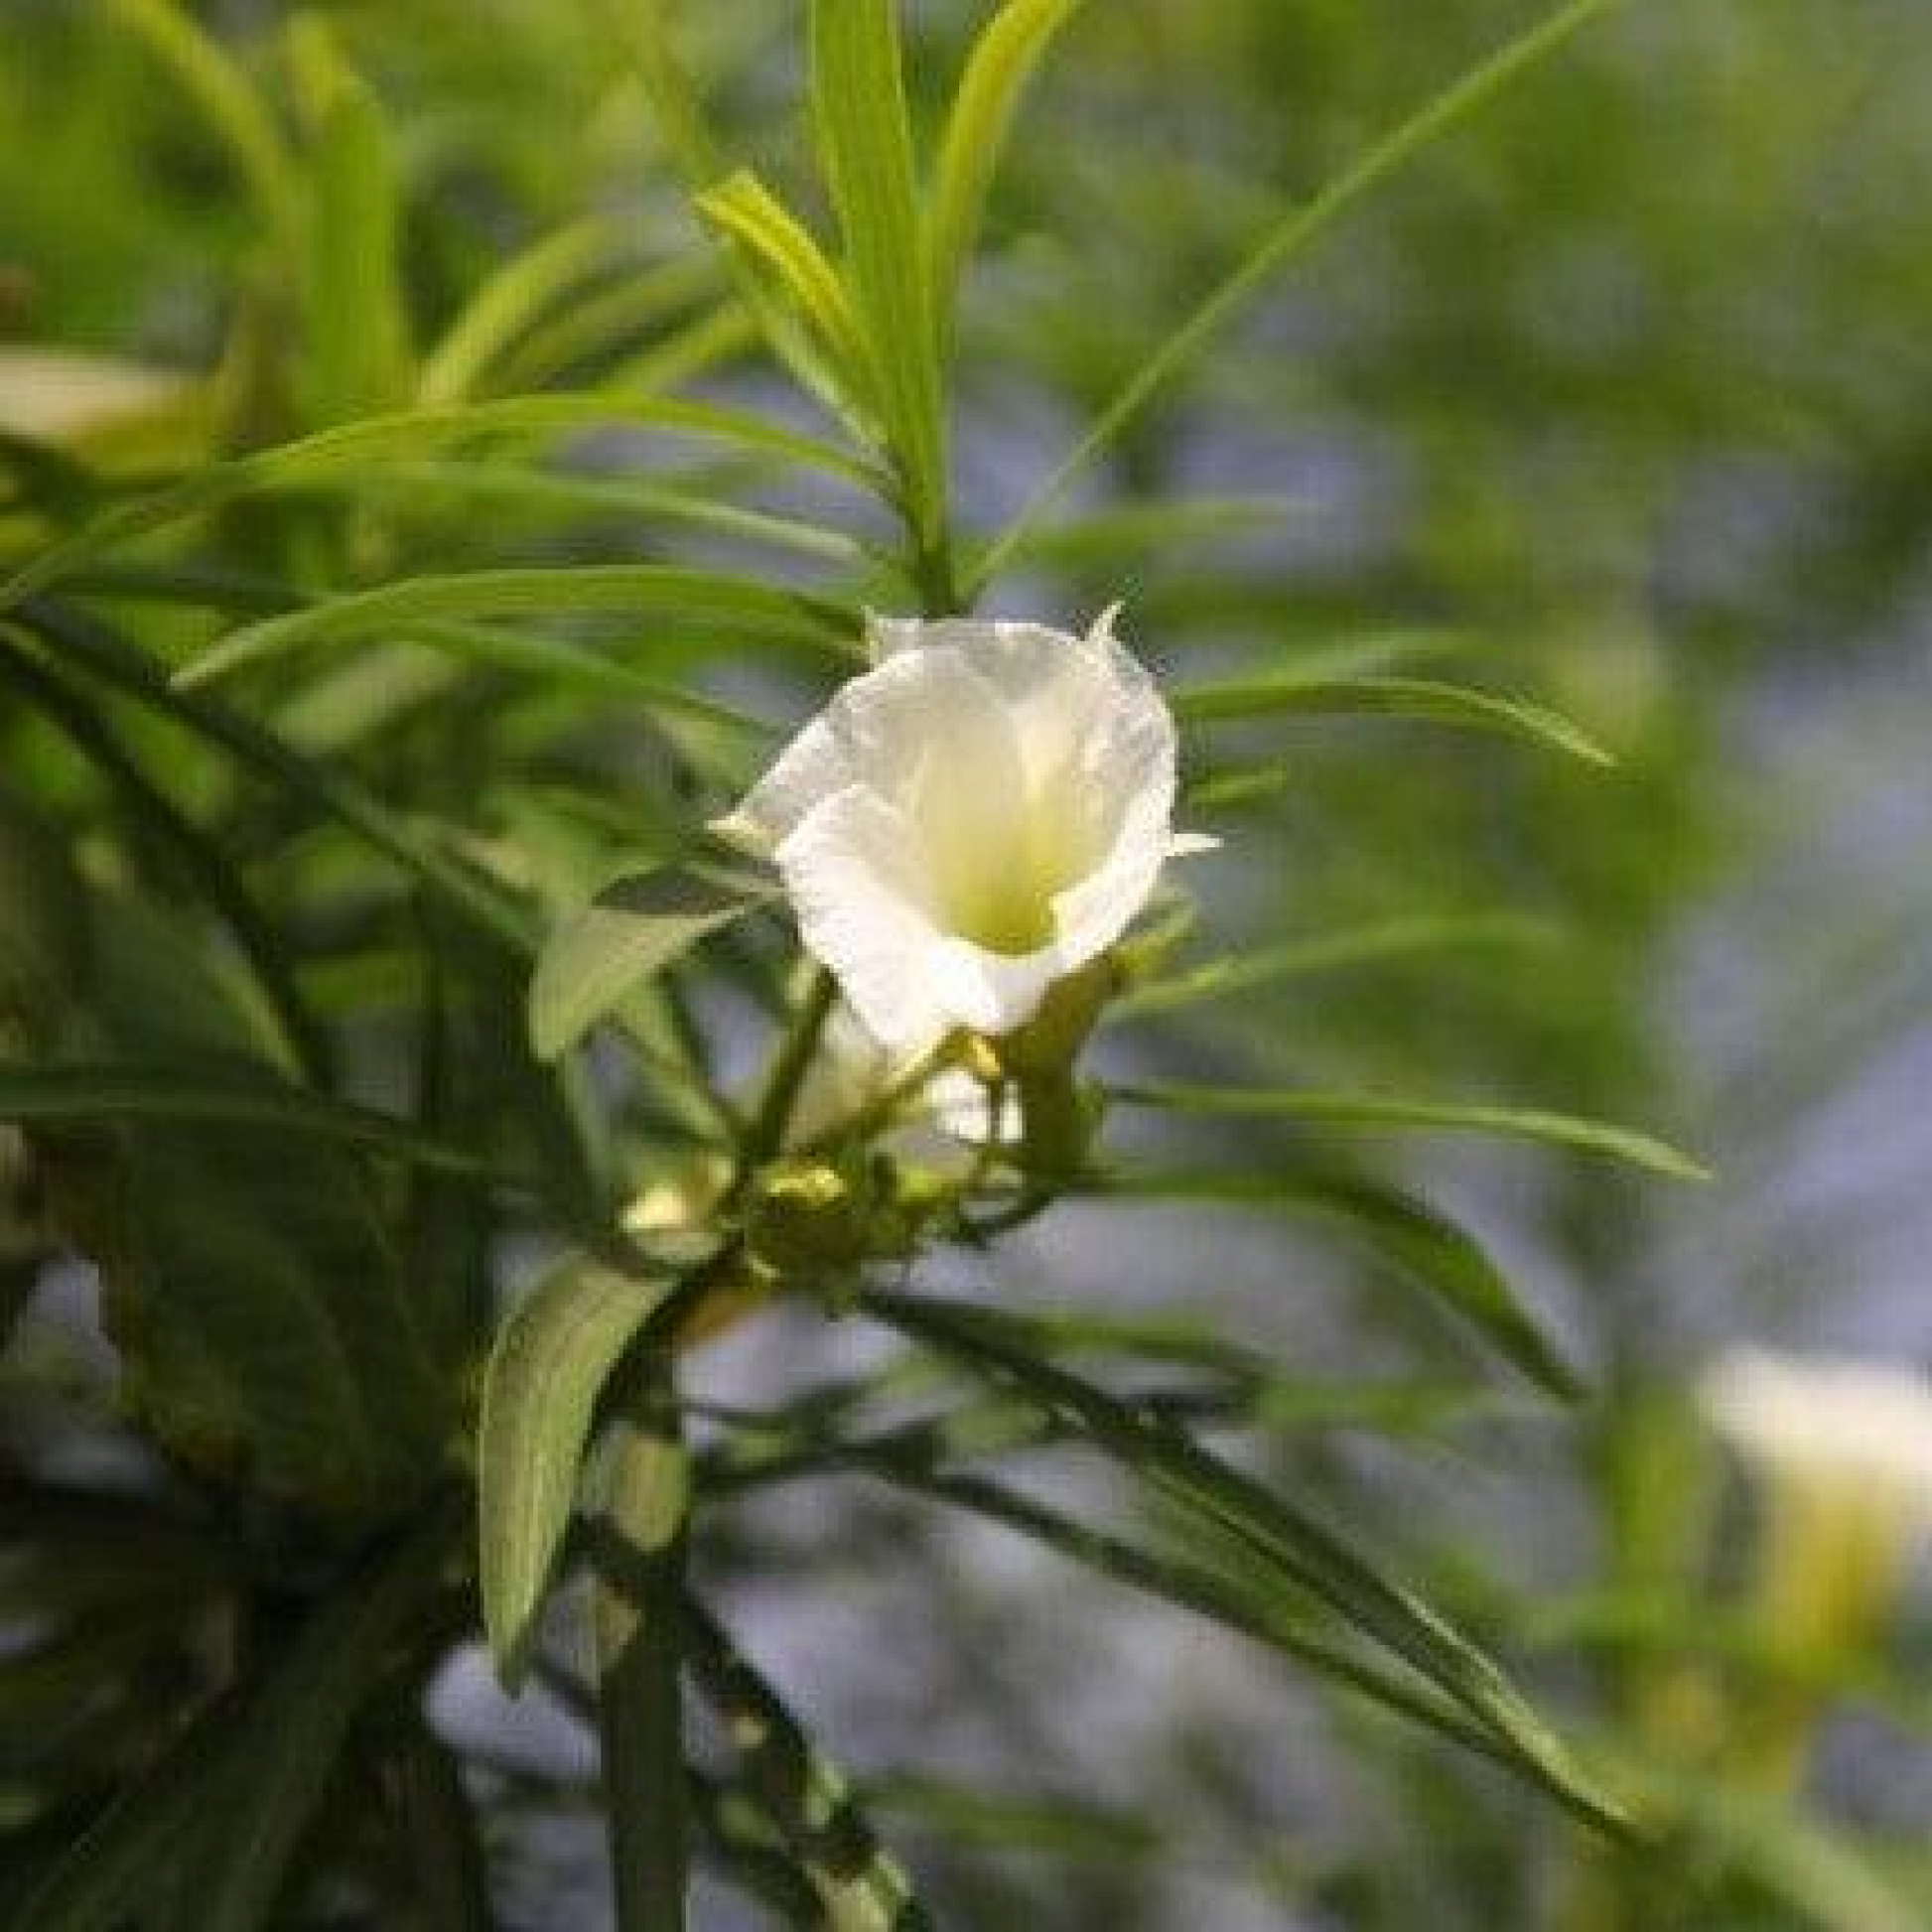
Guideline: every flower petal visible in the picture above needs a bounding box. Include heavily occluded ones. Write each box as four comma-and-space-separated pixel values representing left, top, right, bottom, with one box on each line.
711, 709, 858, 855
775, 784, 952, 1055
1050, 792, 1176, 968
927, 934, 1067, 1036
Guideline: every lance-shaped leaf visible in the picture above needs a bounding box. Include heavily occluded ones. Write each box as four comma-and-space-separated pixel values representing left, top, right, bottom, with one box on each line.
7, 602, 528, 947
930, 0, 1089, 336
977, 0, 1631, 579
478, 1259, 673, 1685
528, 870, 768, 1062
20, 1689, 245, 1932
291, 21, 414, 425
1108, 1081, 1710, 1181
808, 0, 947, 542
1173, 672, 1612, 764
193, 1511, 458, 1932
111, 0, 297, 236
0, 392, 876, 610
697, 170, 876, 413
418, 217, 619, 406
174, 564, 856, 688
863, 1287, 1630, 1836
1081, 1168, 1583, 1400
1115, 912, 1552, 1020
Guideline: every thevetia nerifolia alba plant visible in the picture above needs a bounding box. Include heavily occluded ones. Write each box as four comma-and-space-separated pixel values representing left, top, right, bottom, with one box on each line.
0, 0, 1701, 1923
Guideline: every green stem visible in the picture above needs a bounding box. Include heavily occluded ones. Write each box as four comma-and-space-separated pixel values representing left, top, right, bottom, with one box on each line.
737, 965, 840, 1179
592, 1364, 692, 1932
681, 1594, 934, 1930
388, 1721, 495, 1932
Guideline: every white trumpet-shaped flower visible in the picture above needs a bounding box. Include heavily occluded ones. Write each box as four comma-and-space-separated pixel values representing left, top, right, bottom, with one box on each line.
717, 612, 1212, 1056
1703, 1348, 1932, 1667
1701, 1348, 1932, 1523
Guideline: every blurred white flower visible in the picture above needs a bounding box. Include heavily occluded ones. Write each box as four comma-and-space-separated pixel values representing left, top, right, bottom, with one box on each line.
0, 347, 187, 444
716, 612, 1212, 1056
1702, 1347, 1932, 1672
1701, 1347, 1932, 1525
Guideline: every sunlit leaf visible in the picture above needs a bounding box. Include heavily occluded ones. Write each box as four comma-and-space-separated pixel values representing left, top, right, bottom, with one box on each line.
174, 565, 858, 687
5, 603, 528, 946
110, 0, 297, 235
864, 1288, 1628, 1835
478, 1259, 672, 1686
1111, 1081, 1710, 1180
809, 0, 947, 543
528, 872, 767, 1062
1085, 1168, 1583, 1399
1116, 913, 1552, 1020
0, 393, 881, 611
291, 22, 414, 424
930, 0, 1089, 338
1173, 673, 1612, 764
696, 170, 874, 408
419, 218, 620, 406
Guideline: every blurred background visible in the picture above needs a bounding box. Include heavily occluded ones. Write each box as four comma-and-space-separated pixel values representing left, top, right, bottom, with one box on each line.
5, 2, 1932, 1926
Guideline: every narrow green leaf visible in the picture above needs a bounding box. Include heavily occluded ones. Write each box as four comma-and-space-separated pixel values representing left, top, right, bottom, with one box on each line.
19, 1692, 245, 1932
6, 603, 528, 947
1659, 1775, 1922, 1932
293, 27, 414, 423
930, 0, 1088, 338
110, 0, 298, 236
291, 617, 781, 739
986, 492, 1298, 570
419, 218, 620, 406
696, 171, 875, 405
1116, 913, 1552, 1020
978, 0, 1630, 582
369, 460, 865, 564
864, 1288, 1629, 1837
600, 0, 855, 422
0, 1062, 495, 1176
194, 1509, 458, 1932
24, 1517, 455, 1930
880, 1465, 1509, 1771
1109, 1081, 1711, 1181
809, 0, 947, 542
174, 565, 855, 688
493, 258, 721, 391
1087, 1168, 1583, 1400
704, 1358, 1476, 1502
1173, 673, 1612, 764
1181, 763, 1294, 814
528, 873, 765, 1062
478, 1260, 672, 1685
601, 304, 758, 398
0, 629, 331, 1082
1, 393, 879, 611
